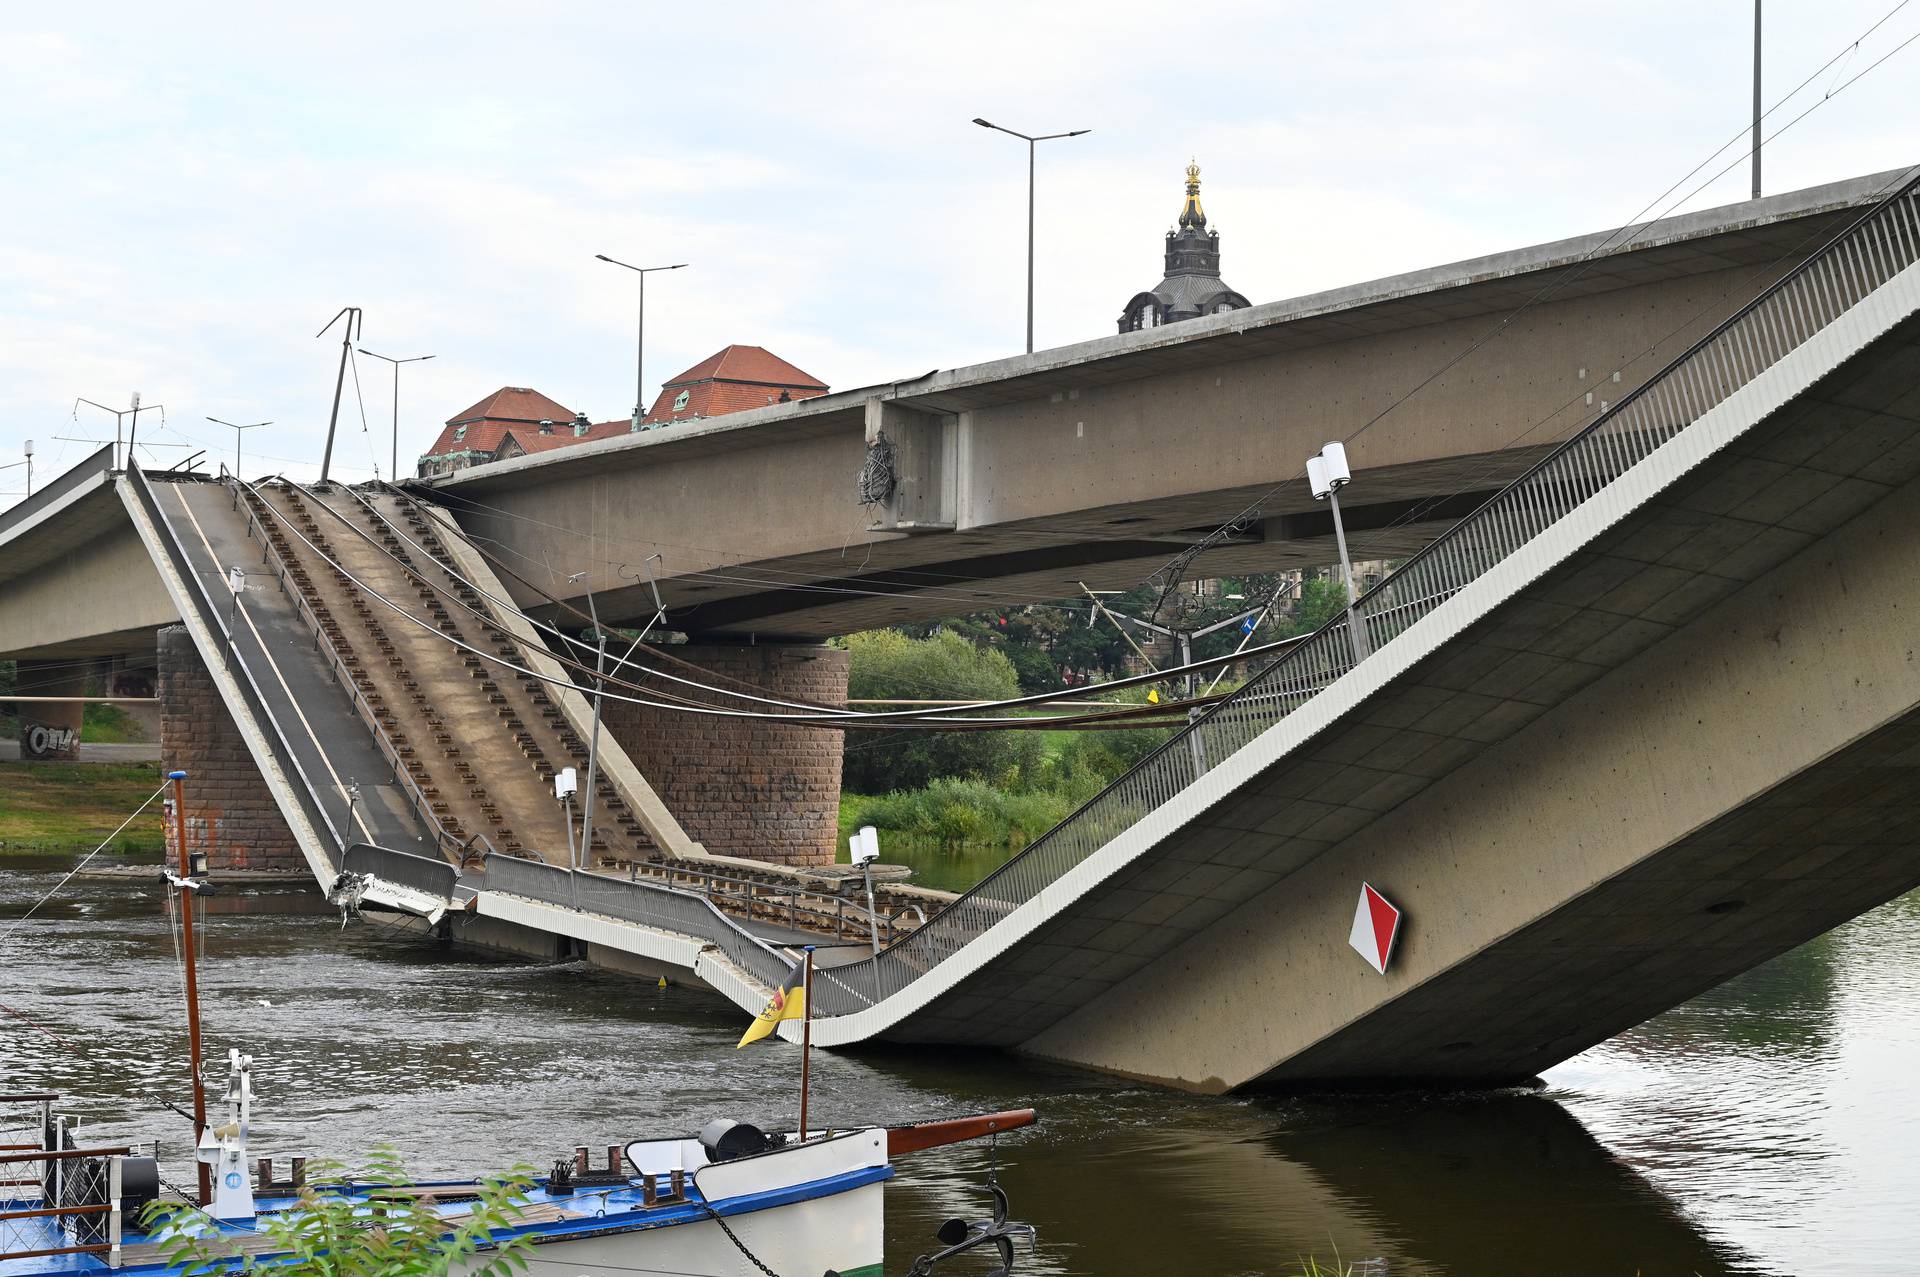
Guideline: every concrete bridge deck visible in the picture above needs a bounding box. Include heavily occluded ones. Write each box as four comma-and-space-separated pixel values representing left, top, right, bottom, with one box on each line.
335, 170, 1920, 1091
6, 168, 1920, 1094
427, 169, 1913, 640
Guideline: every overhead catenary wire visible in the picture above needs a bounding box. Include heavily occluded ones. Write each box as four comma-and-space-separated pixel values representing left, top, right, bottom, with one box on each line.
1357, 159, 1920, 554
361, 478, 1292, 724
240, 475, 1296, 729
1137, 0, 1920, 604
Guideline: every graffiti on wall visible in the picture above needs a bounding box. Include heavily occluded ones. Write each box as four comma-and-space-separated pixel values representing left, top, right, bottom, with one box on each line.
22, 722, 80, 759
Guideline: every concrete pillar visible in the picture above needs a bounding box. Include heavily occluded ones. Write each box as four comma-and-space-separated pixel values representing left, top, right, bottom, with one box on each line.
156, 625, 302, 871
601, 643, 848, 867
14, 658, 86, 760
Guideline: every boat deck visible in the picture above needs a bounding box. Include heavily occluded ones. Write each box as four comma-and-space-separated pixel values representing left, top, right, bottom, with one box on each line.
1, 1183, 632, 1276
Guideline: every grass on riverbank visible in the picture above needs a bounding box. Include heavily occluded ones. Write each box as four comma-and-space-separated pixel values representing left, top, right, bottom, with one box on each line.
0, 761, 167, 856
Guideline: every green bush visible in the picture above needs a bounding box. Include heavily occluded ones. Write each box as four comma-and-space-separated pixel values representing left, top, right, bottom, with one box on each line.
141, 1147, 536, 1276
841, 778, 1079, 850
843, 630, 1042, 793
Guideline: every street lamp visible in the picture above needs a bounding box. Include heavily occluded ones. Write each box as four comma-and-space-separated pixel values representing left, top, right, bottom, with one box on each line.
207, 417, 271, 479
972, 117, 1091, 354
594, 256, 687, 429
1306, 440, 1369, 664
358, 350, 435, 481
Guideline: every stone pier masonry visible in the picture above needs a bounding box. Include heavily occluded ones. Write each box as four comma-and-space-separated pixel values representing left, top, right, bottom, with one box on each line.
602, 643, 849, 867
157, 624, 301, 870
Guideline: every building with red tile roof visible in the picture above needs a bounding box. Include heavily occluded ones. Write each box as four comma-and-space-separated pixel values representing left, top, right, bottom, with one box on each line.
641, 345, 828, 427
417, 347, 829, 477
417, 387, 585, 477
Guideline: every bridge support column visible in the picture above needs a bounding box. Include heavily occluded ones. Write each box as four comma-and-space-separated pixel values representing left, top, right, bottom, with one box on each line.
157, 625, 301, 871
13, 658, 87, 760
601, 643, 848, 867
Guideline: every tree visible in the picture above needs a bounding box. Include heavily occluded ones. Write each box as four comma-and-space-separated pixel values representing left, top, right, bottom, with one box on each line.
843, 630, 1043, 794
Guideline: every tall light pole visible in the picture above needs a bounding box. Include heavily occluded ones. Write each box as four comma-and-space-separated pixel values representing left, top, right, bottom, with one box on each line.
1306, 440, 1369, 665
359, 349, 435, 481
206, 417, 271, 479
1752, 0, 1763, 199
594, 256, 687, 429
972, 117, 1091, 354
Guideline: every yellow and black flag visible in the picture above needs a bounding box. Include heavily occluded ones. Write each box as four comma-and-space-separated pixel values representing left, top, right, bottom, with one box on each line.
737, 955, 808, 1047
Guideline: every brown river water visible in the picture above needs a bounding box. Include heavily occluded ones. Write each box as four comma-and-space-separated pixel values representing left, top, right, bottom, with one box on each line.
3, 857, 1916, 1276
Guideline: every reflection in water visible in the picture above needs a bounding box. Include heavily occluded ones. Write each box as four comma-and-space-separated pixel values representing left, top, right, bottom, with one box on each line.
4, 866, 1918, 1274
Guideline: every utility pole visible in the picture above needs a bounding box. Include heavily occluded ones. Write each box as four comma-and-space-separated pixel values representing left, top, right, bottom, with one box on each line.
76, 396, 167, 471
316, 307, 363, 484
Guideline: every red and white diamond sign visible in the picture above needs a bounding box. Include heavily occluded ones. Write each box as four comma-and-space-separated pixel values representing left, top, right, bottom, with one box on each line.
1348, 882, 1402, 974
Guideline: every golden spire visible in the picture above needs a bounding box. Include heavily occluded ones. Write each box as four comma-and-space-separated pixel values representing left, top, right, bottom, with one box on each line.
1179, 160, 1205, 228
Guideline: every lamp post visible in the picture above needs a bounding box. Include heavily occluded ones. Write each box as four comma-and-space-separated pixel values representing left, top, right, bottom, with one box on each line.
358, 349, 434, 481
972, 117, 1091, 354
1306, 440, 1369, 664
206, 417, 271, 479
594, 256, 687, 429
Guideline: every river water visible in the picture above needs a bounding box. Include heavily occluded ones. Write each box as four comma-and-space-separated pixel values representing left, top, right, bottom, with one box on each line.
3, 860, 1916, 1276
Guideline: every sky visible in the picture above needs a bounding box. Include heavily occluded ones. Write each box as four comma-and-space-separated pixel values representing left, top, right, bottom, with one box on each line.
0, 0, 1915, 499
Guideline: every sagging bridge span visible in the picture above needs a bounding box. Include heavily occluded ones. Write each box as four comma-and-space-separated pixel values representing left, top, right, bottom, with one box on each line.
4, 168, 1920, 1089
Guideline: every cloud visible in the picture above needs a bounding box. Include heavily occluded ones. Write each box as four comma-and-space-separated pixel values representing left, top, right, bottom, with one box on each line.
1, 0, 1915, 492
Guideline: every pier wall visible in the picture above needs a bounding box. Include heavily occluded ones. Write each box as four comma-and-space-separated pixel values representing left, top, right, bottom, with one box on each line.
157, 624, 302, 871
601, 643, 848, 867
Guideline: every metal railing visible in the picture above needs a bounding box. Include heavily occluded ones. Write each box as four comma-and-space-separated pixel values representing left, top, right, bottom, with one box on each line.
124, 466, 348, 868
235, 479, 495, 865
483, 853, 795, 989
0, 1101, 129, 1266
802, 169, 1920, 1017
340, 843, 461, 899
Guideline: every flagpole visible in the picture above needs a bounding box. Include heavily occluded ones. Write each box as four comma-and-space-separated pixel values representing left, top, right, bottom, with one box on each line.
799, 946, 815, 1140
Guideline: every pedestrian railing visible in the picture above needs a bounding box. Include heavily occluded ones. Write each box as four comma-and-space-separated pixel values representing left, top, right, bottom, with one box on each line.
803, 168, 1920, 1016
123, 467, 348, 869
483, 853, 797, 991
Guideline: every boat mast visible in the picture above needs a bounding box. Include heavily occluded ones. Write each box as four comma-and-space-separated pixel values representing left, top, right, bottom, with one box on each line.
169, 769, 212, 1206
799, 947, 815, 1140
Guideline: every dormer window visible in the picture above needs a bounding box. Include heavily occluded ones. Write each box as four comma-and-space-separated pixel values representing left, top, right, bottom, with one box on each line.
453, 424, 467, 442
574, 421, 588, 437
673, 389, 691, 411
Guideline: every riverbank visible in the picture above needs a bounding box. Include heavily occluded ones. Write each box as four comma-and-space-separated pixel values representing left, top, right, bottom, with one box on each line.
0, 760, 167, 856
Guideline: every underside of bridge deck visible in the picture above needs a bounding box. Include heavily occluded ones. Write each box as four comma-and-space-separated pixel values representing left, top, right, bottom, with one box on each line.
1003, 311, 1920, 1090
